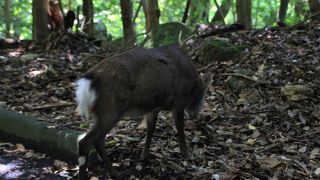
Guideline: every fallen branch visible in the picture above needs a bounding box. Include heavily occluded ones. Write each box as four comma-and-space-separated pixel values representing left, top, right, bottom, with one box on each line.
31, 102, 76, 110
197, 63, 217, 73
256, 143, 280, 153
289, 12, 320, 30
198, 23, 245, 39
220, 73, 270, 85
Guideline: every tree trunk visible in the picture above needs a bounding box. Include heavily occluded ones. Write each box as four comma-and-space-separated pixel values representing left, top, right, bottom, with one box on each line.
211, 0, 232, 24
277, 0, 289, 26
33, 0, 50, 43
68, 0, 72, 10
120, 0, 136, 45
182, 0, 192, 23
3, 0, 11, 37
83, 0, 94, 36
142, 0, 160, 33
133, 0, 142, 25
295, 0, 305, 17
47, 0, 64, 30
58, 0, 64, 16
187, 0, 210, 25
308, 0, 320, 20
236, 0, 251, 29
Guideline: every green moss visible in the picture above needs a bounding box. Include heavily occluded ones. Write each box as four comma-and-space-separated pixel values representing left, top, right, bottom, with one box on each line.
0, 108, 82, 162
199, 39, 247, 65
152, 22, 192, 48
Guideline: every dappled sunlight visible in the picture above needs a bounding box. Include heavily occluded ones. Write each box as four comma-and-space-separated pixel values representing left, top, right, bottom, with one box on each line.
8, 50, 24, 57
1, 0, 320, 179
0, 160, 24, 179
27, 65, 49, 78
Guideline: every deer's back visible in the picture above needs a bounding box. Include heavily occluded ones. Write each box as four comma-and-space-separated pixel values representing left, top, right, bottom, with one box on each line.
84, 46, 202, 116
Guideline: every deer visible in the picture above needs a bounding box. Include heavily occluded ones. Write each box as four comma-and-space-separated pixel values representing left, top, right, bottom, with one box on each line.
75, 45, 212, 179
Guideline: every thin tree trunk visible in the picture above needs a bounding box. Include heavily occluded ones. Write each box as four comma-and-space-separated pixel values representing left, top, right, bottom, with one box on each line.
278, 0, 289, 26
236, 0, 251, 29
68, 0, 72, 10
76, 6, 80, 33
142, 0, 148, 30
33, 0, 50, 43
211, 0, 232, 24
182, 0, 192, 23
295, 0, 305, 17
83, 0, 94, 36
187, 0, 210, 25
133, 0, 142, 25
142, 0, 160, 33
3, 0, 11, 37
202, 0, 210, 22
120, 0, 136, 45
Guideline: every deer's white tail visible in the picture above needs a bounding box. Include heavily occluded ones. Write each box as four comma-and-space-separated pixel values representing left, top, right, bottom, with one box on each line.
76, 78, 96, 120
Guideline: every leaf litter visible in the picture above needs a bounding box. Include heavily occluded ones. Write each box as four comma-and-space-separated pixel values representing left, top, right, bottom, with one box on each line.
0, 26, 320, 179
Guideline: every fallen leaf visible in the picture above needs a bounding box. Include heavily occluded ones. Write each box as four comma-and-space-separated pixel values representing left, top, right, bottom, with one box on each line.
136, 163, 143, 171
299, 146, 307, 153
247, 124, 256, 130
53, 159, 68, 169
245, 138, 256, 145
310, 148, 319, 159
90, 177, 99, 180
138, 117, 147, 129
251, 130, 261, 138
150, 152, 164, 159
16, 143, 26, 152
259, 156, 282, 169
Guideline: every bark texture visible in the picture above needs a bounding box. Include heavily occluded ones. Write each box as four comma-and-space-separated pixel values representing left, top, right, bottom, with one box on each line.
33, 0, 50, 43
212, 0, 232, 23
236, 0, 251, 29
142, 0, 160, 33
120, 0, 136, 44
83, 0, 94, 36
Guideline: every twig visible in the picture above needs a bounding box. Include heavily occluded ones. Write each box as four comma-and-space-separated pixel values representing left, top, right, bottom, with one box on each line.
76, 5, 80, 33
80, 54, 106, 65
181, 0, 191, 23
213, 0, 226, 25
179, 33, 195, 49
293, 160, 310, 175
197, 63, 217, 72
289, 12, 320, 30
256, 143, 280, 153
32, 102, 76, 110
220, 73, 270, 85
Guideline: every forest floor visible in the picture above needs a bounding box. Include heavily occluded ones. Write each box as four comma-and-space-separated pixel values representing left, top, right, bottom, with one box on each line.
1, 25, 320, 179
0, 142, 75, 179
